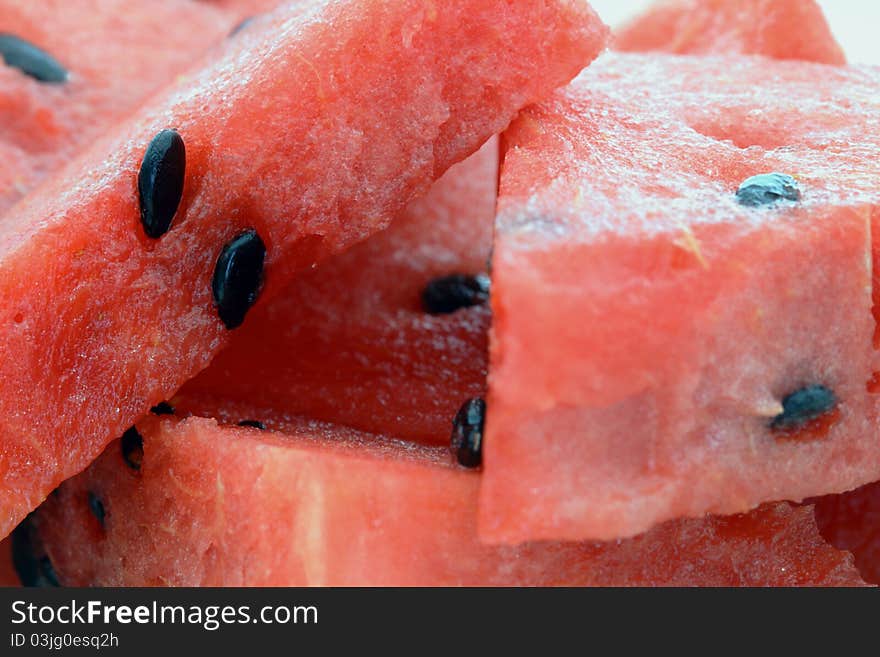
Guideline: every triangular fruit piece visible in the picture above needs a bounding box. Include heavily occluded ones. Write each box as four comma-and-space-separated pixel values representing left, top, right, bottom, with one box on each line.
0, 0, 609, 539
0, 0, 261, 216
27, 412, 865, 586
480, 52, 880, 543
181, 140, 496, 445
614, 0, 845, 64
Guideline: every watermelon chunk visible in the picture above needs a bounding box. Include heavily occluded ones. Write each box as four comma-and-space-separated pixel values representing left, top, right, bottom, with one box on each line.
480, 52, 880, 543
182, 140, 496, 445
28, 413, 865, 586
0, 0, 262, 217
614, 0, 846, 64
0, 0, 609, 540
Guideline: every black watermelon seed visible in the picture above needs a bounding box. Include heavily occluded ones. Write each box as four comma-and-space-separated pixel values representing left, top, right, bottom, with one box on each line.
212, 230, 267, 329
229, 16, 256, 37
237, 419, 266, 430
0, 33, 68, 83
735, 173, 801, 207
770, 385, 837, 432
150, 401, 175, 415
138, 129, 186, 239
120, 426, 144, 471
11, 514, 60, 587
88, 491, 106, 528
422, 273, 490, 315
451, 398, 485, 468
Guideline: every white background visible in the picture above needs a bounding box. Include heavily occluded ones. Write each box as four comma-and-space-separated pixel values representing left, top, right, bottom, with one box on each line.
590, 0, 879, 65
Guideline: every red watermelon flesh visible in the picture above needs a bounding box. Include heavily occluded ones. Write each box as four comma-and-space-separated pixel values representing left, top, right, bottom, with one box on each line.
614, 0, 846, 65
0, 0, 262, 217
29, 412, 865, 586
0, 0, 610, 540
480, 52, 880, 544
181, 140, 496, 445
814, 481, 880, 585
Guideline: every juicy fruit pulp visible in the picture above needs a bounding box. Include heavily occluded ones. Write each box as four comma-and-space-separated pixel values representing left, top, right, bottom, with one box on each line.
182, 141, 499, 446
31, 414, 865, 586
480, 52, 880, 544
0, 0, 251, 217
6, 0, 863, 589
615, 0, 846, 65
0, 0, 610, 539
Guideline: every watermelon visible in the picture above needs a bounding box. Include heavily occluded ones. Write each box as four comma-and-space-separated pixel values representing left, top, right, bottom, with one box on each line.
181, 139, 496, 445
28, 412, 865, 586
614, 0, 846, 65
814, 481, 880, 585
0, 0, 267, 217
480, 52, 880, 543
0, 0, 609, 539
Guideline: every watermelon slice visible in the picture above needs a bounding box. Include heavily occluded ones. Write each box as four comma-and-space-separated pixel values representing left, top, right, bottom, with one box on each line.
480, 52, 880, 543
181, 139, 496, 445
614, 0, 846, 65
0, 0, 266, 217
28, 412, 865, 586
0, 0, 609, 540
